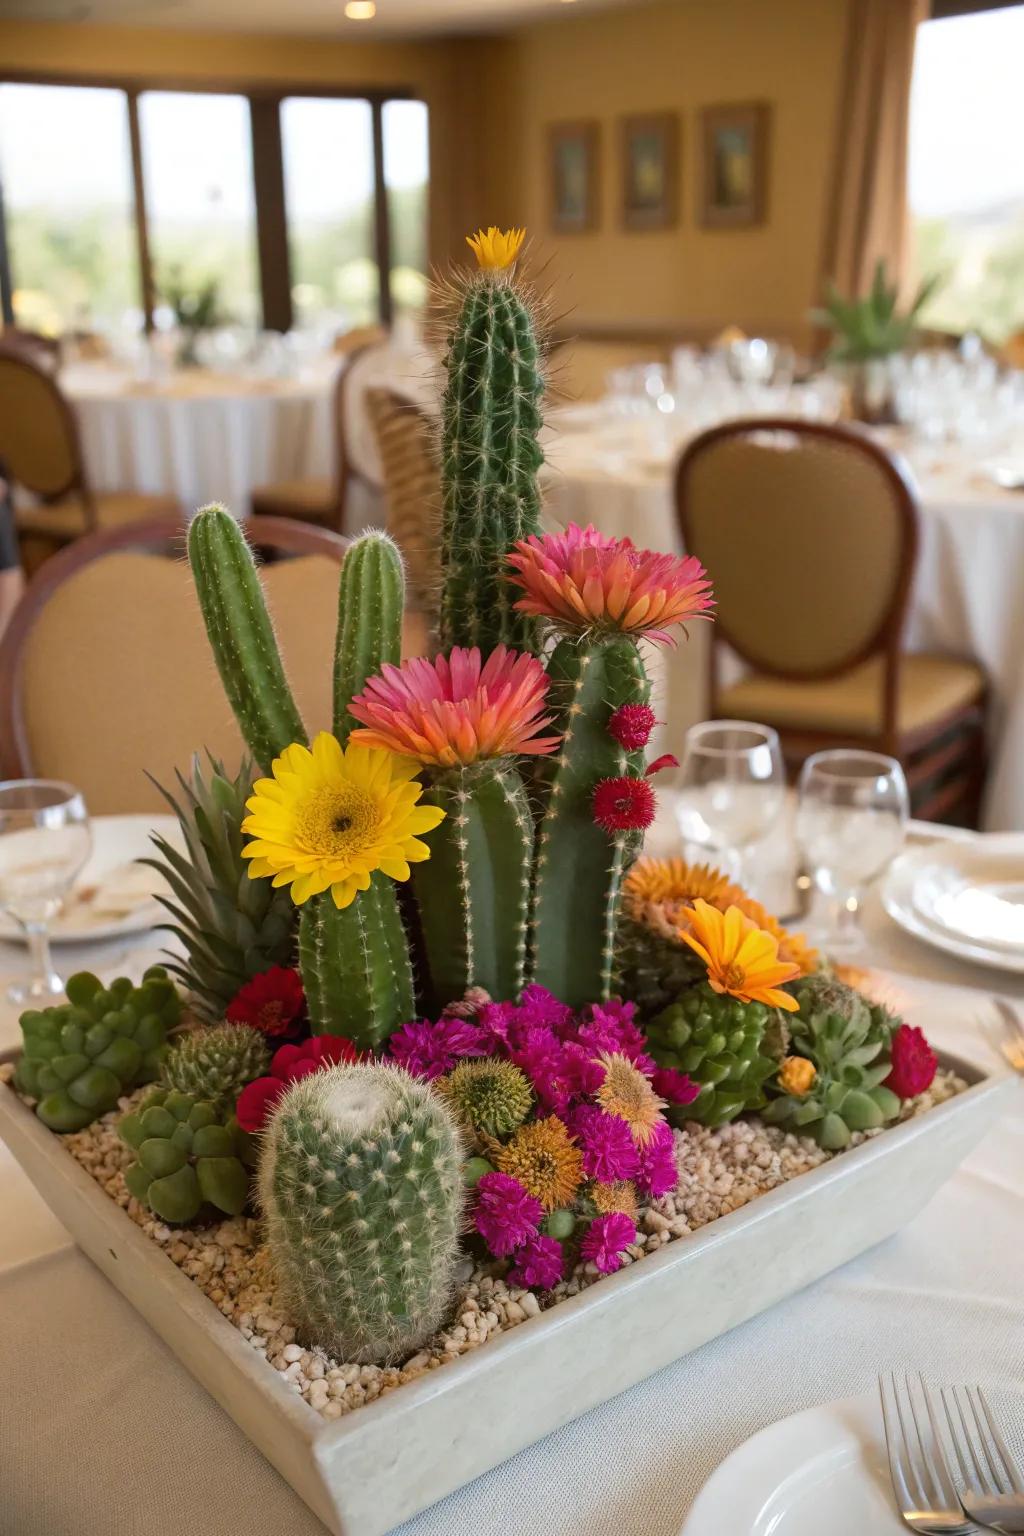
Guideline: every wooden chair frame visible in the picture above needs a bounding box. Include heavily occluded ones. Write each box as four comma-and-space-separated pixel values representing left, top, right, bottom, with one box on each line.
0, 514, 350, 783
675, 418, 988, 823
0, 342, 100, 534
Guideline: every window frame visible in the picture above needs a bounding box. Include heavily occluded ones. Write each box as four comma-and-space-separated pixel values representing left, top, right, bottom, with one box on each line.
0, 68, 420, 334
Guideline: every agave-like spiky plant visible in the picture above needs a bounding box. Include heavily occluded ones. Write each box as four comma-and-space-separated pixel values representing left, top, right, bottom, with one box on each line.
143, 754, 296, 1022
813, 259, 941, 362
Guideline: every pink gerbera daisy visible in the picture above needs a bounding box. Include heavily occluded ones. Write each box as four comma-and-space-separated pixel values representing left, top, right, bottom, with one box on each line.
506, 523, 714, 645
348, 645, 561, 767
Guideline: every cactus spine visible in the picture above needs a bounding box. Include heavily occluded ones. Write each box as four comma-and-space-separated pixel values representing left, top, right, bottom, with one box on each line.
297, 529, 415, 1048
188, 504, 306, 768
259, 1063, 465, 1365
412, 761, 534, 1007
530, 635, 651, 1007
439, 268, 545, 654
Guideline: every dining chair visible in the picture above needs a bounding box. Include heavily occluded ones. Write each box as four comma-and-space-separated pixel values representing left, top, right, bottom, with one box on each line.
675, 418, 988, 824
1, 326, 61, 370
365, 386, 439, 615
0, 344, 181, 569
0, 514, 360, 815
249, 327, 388, 531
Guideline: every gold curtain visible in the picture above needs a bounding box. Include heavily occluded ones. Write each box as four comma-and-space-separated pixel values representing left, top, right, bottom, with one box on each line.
822, 0, 928, 297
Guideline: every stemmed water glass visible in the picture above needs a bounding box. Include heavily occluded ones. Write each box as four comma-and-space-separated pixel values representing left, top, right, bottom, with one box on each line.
0, 780, 92, 1004
674, 721, 785, 890
795, 750, 909, 957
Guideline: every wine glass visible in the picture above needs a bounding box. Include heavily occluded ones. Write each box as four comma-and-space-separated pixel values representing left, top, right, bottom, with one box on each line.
674, 721, 785, 889
0, 780, 92, 1004
795, 750, 908, 957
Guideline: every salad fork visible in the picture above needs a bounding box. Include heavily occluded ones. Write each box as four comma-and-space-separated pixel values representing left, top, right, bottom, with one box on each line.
941, 1384, 1024, 1533
879, 1371, 975, 1533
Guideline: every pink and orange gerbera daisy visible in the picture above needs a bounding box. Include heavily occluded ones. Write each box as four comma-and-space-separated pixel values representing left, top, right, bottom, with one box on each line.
348, 644, 561, 768
506, 522, 714, 645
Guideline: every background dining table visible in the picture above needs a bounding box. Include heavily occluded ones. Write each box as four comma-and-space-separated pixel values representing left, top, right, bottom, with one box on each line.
1, 799, 1022, 1536
543, 411, 1024, 834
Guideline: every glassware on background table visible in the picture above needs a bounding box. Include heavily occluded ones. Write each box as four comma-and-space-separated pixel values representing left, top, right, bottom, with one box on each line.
674, 721, 785, 891
795, 749, 908, 958
0, 780, 92, 1004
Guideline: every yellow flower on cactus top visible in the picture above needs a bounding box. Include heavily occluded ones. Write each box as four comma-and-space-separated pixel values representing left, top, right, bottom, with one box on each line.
241, 733, 445, 910
466, 225, 525, 270
680, 899, 801, 1011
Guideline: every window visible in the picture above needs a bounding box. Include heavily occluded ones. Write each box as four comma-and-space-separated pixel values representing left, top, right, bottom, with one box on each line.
0, 80, 430, 339
0, 83, 139, 336
383, 99, 430, 319
139, 91, 259, 330
909, 5, 1024, 342
281, 97, 377, 335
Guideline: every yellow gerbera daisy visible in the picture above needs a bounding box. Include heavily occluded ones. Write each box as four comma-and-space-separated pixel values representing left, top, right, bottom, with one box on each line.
680, 899, 801, 1012
241, 732, 445, 910
465, 225, 525, 271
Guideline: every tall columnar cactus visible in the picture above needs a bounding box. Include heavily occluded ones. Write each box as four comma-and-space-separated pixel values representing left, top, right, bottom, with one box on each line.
188, 504, 307, 769
411, 761, 535, 1006
298, 530, 415, 1046
259, 1063, 465, 1365
439, 227, 545, 655
530, 635, 651, 1006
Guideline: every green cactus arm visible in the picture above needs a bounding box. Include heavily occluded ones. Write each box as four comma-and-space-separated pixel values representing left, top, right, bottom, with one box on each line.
187, 503, 306, 767
529, 635, 650, 1007
332, 530, 405, 742
438, 274, 545, 654
298, 878, 415, 1050
412, 760, 534, 1009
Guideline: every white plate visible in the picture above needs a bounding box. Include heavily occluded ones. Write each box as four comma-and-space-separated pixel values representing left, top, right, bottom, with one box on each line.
682, 1394, 903, 1535
883, 838, 1024, 975
0, 814, 182, 946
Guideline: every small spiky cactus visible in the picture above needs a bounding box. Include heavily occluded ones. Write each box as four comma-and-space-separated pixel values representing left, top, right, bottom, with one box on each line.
438, 229, 544, 654
144, 754, 295, 1024
439, 1057, 533, 1140
161, 1023, 271, 1113
187, 504, 307, 770
645, 985, 780, 1128
332, 530, 404, 740
530, 635, 651, 1007
412, 761, 535, 1008
616, 911, 705, 1019
259, 1063, 465, 1365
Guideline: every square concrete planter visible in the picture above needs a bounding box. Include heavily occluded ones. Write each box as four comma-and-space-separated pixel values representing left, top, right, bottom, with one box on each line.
0, 1048, 1012, 1536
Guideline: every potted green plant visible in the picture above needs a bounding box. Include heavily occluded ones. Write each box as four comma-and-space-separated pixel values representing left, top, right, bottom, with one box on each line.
162, 265, 229, 368
813, 259, 941, 424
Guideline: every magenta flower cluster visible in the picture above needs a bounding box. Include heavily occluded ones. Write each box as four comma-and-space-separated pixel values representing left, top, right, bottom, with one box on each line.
388, 986, 700, 1283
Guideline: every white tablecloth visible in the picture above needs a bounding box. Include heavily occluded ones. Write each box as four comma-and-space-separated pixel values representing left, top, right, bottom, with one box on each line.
544, 416, 1024, 832
1, 810, 1022, 1535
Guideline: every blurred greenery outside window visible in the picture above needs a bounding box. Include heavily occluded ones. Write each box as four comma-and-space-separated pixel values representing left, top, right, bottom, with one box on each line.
909, 9, 1024, 344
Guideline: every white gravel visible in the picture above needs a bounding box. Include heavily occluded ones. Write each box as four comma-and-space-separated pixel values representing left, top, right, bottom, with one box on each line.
5, 1063, 965, 1422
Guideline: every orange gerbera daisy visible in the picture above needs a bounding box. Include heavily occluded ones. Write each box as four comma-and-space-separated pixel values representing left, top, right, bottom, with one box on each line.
680, 899, 800, 1011
724, 890, 819, 977
348, 645, 560, 768
506, 523, 713, 646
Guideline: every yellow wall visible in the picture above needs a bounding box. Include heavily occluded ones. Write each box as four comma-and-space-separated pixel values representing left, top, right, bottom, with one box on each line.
0, 18, 469, 266
484, 0, 849, 341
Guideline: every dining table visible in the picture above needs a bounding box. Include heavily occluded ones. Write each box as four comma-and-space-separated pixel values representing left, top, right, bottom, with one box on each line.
543, 409, 1024, 834
1, 798, 1021, 1536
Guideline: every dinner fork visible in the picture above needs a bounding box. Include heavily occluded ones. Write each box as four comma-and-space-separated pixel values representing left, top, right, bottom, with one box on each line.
941, 1385, 1024, 1533
879, 1371, 975, 1533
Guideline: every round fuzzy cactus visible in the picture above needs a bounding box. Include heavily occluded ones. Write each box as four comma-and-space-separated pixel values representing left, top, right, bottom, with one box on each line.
439, 1058, 533, 1140
259, 1063, 465, 1365
119, 1087, 250, 1223
161, 1023, 271, 1112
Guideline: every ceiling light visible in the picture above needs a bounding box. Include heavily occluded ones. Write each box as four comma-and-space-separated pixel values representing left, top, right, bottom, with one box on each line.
345, 1, 375, 17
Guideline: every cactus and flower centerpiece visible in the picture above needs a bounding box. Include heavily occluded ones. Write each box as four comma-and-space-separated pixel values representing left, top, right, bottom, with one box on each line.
8, 227, 963, 1436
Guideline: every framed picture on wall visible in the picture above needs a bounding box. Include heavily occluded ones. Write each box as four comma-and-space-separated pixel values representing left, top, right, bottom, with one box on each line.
698, 102, 770, 228
548, 121, 600, 234
620, 113, 680, 231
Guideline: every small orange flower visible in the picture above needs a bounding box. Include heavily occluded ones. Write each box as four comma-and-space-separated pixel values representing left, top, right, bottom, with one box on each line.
680, 900, 800, 1011
590, 1180, 639, 1220
595, 1053, 666, 1147
778, 1056, 817, 1096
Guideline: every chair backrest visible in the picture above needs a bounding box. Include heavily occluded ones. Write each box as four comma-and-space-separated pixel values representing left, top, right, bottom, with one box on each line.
676, 419, 918, 685
2, 327, 61, 370
365, 386, 439, 610
0, 514, 350, 814
333, 323, 388, 357
0, 344, 85, 502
